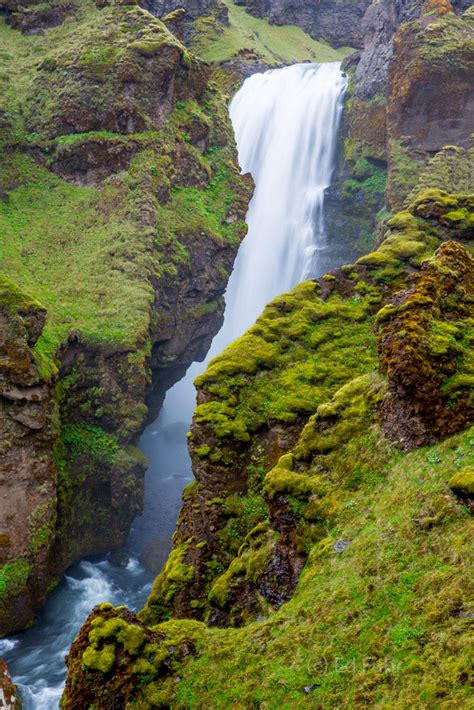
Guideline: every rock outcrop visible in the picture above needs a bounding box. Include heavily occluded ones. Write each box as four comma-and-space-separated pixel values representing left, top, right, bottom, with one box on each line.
386, 3, 474, 209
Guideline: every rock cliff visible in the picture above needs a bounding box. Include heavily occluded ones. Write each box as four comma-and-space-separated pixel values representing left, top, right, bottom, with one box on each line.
235, 0, 372, 48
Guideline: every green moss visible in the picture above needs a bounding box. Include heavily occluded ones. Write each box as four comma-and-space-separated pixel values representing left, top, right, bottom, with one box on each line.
140, 542, 195, 624
61, 424, 120, 465
389, 139, 424, 209
406, 146, 474, 203
193, 283, 377, 462
182, 481, 198, 501
28, 525, 52, 553
0, 559, 31, 600
82, 644, 116, 673
264, 460, 317, 501
89, 616, 147, 655
194, 402, 251, 443
208, 558, 245, 607
448, 466, 474, 496
341, 169, 387, 211
209, 525, 275, 612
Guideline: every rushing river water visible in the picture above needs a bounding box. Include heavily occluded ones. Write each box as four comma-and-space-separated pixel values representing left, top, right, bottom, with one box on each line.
4, 62, 347, 707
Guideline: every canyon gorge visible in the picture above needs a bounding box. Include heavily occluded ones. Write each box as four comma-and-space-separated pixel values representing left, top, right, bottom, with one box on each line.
0, 0, 472, 707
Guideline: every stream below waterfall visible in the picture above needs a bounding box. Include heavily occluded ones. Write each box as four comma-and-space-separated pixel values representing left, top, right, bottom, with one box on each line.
3, 62, 347, 708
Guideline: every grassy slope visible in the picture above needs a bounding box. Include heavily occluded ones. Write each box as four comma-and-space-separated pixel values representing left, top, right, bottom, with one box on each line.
169, 425, 474, 709
191, 0, 352, 65
0, 11, 150, 372
0, 153, 153, 368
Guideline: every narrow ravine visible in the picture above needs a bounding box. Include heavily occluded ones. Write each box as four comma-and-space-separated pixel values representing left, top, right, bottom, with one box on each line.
3, 62, 347, 708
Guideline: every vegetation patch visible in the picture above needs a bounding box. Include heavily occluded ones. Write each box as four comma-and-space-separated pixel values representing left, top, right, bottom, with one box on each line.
191, 0, 352, 65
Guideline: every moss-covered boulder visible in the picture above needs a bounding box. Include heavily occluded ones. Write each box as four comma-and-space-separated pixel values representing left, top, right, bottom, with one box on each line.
63, 603, 204, 708
449, 465, 474, 507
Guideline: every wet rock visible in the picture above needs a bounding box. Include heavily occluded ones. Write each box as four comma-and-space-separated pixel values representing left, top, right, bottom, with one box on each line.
0, 659, 20, 709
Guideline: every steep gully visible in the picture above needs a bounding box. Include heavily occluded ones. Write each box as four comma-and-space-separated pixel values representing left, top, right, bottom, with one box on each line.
2, 62, 347, 708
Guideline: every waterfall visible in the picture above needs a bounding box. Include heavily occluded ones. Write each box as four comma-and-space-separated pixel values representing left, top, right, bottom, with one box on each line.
223, 62, 347, 340
3, 62, 347, 708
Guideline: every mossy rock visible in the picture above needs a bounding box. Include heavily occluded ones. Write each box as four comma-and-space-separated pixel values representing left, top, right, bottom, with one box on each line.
448, 466, 474, 498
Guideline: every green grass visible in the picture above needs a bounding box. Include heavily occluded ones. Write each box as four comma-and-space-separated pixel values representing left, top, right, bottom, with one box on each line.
171, 426, 474, 709
0, 154, 153, 364
191, 0, 353, 65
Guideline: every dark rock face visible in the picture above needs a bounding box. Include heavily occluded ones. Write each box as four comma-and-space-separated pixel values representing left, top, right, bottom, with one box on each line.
354, 0, 422, 100
238, 0, 371, 48
379, 238, 474, 450
386, 4, 474, 208
0, 281, 57, 633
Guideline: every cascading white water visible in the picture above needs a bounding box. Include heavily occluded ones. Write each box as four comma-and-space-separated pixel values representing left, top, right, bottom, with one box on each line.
222, 62, 347, 340
4, 62, 347, 708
